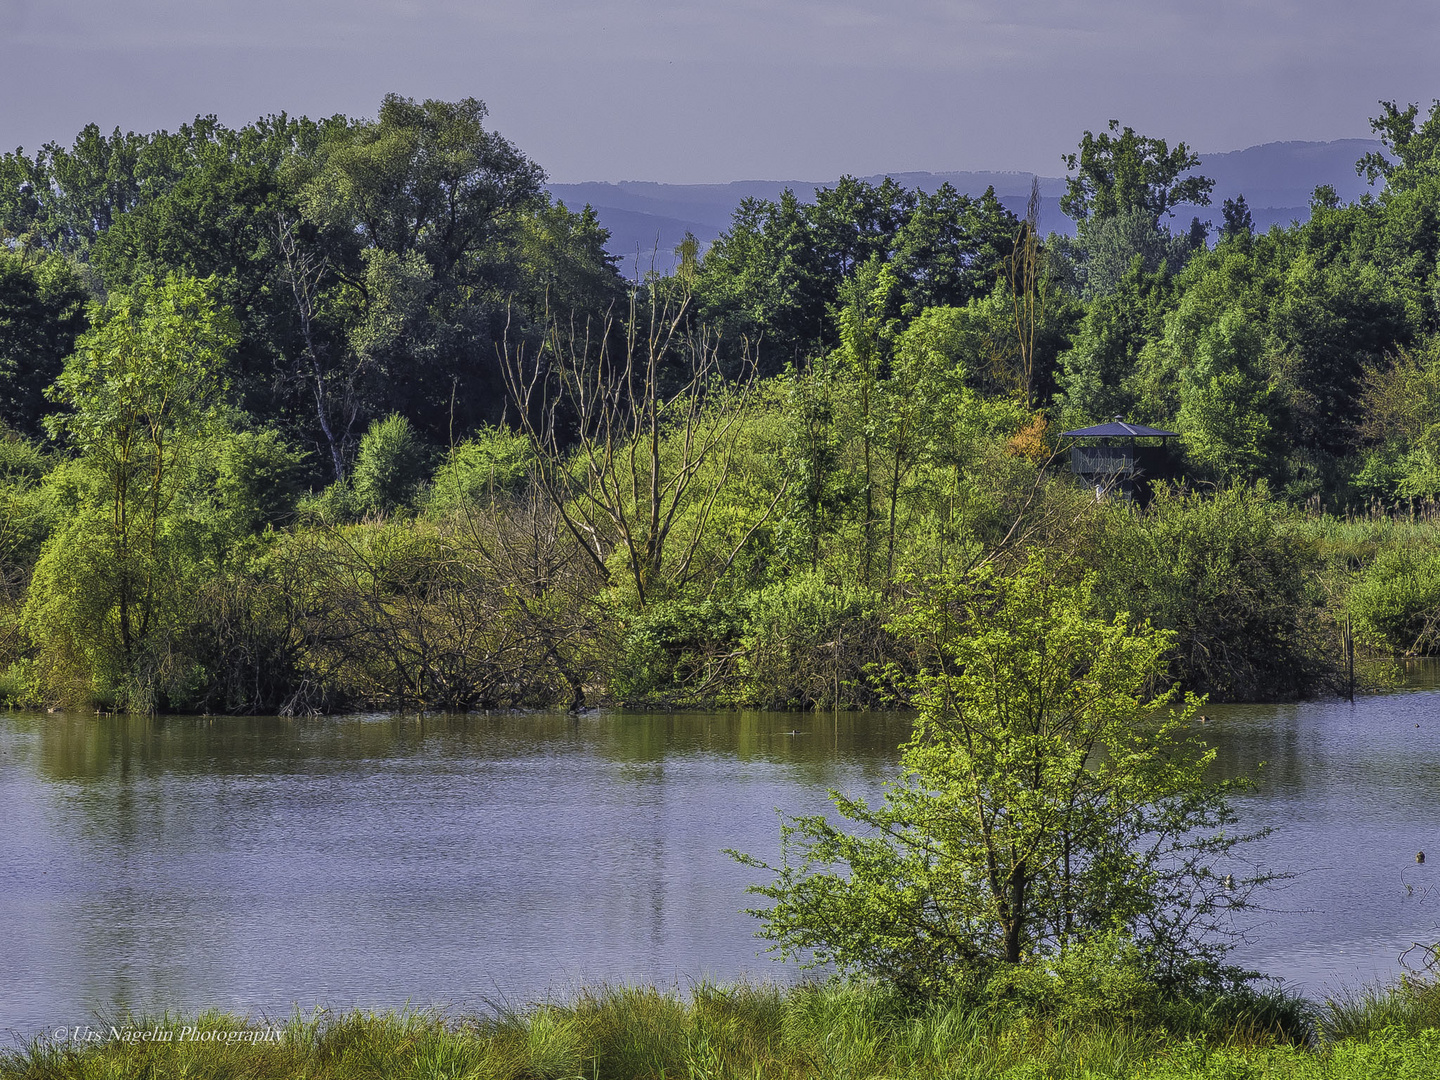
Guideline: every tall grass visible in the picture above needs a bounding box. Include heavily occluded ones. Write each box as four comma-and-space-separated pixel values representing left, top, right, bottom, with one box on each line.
5, 979, 1438, 1080
1321, 974, 1440, 1043
1292, 510, 1440, 567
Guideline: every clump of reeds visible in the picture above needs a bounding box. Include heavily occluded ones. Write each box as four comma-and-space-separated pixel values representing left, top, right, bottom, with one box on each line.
2, 979, 1437, 1080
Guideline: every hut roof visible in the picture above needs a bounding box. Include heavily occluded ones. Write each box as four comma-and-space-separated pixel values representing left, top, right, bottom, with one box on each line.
1060, 419, 1178, 439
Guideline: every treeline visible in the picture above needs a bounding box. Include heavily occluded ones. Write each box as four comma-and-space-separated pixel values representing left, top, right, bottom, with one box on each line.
1, 94, 1439, 712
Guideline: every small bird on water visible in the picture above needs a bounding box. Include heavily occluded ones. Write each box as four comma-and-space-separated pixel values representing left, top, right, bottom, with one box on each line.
1419, 852, 1426, 864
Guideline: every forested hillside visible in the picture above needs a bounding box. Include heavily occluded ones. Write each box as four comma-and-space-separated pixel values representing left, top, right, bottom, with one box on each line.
548, 138, 1384, 261
2, 93, 1440, 713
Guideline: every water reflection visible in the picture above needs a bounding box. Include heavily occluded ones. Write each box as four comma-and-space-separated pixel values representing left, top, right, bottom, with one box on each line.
1, 709, 907, 1037
4, 682, 1440, 1038
1199, 671, 1440, 993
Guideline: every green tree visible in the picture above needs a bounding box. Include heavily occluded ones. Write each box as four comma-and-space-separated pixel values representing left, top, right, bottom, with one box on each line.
283, 93, 601, 450
0, 251, 90, 437
1359, 99, 1440, 191
693, 190, 829, 372
1355, 339, 1440, 499
1056, 259, 1175, 422
351, 412, 430, 517
208, 426, 308, 535
883, 183, 1017, 316
1176, 311, 1274, 483
1070, 208, 1198, 298
736, 556, 1262, 996
1062, 121, 1214, 224
1058, 123, 1214, 301
1219, 196, 1255, 243
26, 274, 236, 703
693, 178, 1020, 377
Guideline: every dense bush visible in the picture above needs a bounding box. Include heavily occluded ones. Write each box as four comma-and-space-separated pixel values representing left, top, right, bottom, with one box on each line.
350, 413, 431, 517
607, 597, 748, 705
738, 571, 888, 709
425, 426, 534, 515
1347, 545, 1440, 654
1092, 485, 1336, 700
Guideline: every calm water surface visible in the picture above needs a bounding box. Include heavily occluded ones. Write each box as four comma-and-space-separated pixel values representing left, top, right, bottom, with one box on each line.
3, 674, 1440, 1037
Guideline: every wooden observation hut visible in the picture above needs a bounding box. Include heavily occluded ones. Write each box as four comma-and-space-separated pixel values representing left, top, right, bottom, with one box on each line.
1060, 416, 1179, 502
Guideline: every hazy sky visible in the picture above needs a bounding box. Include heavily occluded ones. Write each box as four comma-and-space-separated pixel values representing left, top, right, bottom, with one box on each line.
2, 1, 1436, 183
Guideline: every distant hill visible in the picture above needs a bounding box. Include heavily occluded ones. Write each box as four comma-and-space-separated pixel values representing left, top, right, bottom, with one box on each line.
548, 139, 1389, 267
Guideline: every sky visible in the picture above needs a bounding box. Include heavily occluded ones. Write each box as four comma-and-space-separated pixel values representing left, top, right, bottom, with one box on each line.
1, 0, 1437, 184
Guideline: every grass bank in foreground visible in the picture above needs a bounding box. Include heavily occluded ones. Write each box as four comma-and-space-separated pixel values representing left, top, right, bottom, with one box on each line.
5, 978, 1440, 1080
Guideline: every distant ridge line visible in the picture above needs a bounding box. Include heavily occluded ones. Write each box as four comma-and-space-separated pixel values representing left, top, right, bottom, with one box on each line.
548, 138, 1388, 262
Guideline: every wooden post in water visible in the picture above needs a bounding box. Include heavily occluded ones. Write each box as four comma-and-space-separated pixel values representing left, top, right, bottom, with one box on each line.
1336, 613, 1347, 705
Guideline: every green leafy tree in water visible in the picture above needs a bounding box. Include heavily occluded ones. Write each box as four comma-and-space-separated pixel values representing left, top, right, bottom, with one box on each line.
734, 555, 1266, 998
26, 274, 236, 705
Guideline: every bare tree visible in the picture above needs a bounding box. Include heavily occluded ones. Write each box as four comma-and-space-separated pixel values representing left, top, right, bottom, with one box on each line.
502, 285, 788, 607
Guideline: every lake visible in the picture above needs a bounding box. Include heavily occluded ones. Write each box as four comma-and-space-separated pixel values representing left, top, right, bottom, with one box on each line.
3, 672, 1440, 1037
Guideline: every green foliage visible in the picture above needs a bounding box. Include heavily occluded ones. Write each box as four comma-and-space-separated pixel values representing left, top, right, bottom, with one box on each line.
693, 176, 1019, 373
1176, 311, 1276, 483
1360, 99, 1440, 190
1092, 486, 1331, 701
0, 430, 51, 485
1, 96, 621, 461
1220, 195, 1256, 243
1355, 339, 1440, 499
297, 479, 359, 524
1061, 120, 1215, 224
738, 571, 884, 708
1056, 259, 1175, 422
1270, 254, 1410, 463
5, 96, 1440, 711
208, 426, 307, 535
1070, 208, 1199, 298
1346, 545, 1440, 654
350, 413, 430, 517
0, 252, 90, 437
21, 977, 1417, 1079
693, 190, 825, 370
608, 597, 747, 704
735, 555, 1261, 998
26, 274, 236, 707
424, 425, 533, 514
0, 431, 61, 590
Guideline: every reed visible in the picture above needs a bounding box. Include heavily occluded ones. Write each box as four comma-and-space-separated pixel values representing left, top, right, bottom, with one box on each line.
1, 980, 1436, 1080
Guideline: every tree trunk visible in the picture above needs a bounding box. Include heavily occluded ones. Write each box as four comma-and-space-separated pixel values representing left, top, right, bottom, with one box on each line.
1005, 860, 1028, 964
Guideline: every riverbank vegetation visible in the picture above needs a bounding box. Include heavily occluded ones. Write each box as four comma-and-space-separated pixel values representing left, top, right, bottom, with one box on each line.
735, 557, 1273, 1000
7, 975, 1440, 1080
4, 94, 1440, 711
